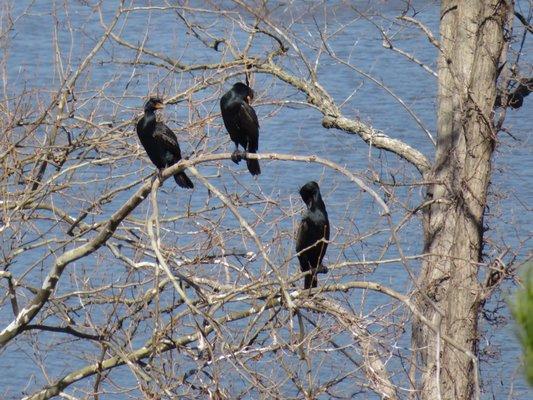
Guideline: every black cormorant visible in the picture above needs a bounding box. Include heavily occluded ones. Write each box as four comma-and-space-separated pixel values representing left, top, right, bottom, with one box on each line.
220, 82, 261, 176
136, 98, 193, 189
295, 181, 330, 289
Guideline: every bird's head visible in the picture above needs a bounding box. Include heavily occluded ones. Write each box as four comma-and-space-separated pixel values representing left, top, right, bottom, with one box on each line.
299, 181, 321, 206
144, 97, 165, 112
233, 82, 254, 104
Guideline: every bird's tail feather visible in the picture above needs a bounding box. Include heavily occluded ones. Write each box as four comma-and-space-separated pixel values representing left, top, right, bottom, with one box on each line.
174, 172, 194, 189
246, 159, 261, 176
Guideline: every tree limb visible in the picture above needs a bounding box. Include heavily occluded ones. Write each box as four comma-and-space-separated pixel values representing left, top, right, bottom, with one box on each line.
0, 152, 387, 349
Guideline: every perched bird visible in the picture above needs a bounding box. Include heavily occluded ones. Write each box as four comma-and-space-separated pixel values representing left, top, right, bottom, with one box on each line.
220, 82, 261, 176
295, 181, 330, 290
136, 97, 193, 189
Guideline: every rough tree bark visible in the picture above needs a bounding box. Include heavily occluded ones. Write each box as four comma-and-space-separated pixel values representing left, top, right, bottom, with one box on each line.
414, 1, 510, 399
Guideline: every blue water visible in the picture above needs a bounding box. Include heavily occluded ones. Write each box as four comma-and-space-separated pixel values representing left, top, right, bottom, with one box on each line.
0, 1, 531, 399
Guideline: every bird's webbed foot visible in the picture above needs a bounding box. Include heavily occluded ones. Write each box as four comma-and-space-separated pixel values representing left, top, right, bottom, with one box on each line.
317, 265, 329, 274
231, 150, 243, 164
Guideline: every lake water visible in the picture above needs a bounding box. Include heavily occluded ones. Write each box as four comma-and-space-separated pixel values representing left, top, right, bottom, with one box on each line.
0, 1, 531, 399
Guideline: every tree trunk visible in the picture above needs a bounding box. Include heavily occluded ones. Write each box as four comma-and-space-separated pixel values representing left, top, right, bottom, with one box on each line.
414, 1, 510, 399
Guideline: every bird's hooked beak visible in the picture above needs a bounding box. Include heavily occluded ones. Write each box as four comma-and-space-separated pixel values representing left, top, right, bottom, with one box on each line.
246, 88, 254, 104
299, 189, 312, 207
299, 182, 320, 208
154, 101, 165, 109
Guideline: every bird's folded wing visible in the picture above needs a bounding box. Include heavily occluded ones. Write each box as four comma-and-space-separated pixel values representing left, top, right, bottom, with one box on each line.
239, 102, 259, 129
295, 219, 308, 252
238, 103, 260, 152
153, 124, 182, 157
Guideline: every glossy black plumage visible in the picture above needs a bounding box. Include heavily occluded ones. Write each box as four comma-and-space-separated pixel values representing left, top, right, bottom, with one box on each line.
136, 98, 193, 189
295, 181, 330, 289
220, 82, 261, 176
